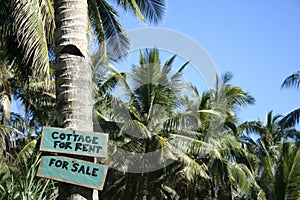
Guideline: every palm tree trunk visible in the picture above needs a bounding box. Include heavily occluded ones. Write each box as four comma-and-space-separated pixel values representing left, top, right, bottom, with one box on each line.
54, 0, 93, 199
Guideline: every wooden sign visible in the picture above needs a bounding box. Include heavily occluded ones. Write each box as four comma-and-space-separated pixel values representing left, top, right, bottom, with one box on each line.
40, 127, 108, 158
37, 156, 108, 190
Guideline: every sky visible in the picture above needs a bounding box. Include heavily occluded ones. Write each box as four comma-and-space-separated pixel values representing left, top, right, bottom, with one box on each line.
113, 0, 300, 123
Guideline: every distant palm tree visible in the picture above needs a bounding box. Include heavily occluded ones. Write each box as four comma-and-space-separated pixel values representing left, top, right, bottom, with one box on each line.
281, 71, 300, 127
274, 142, 300, 200
192, 72, 255, 139
239, 111, 300, 199
95, 49, 264, 199
175, 73, 261, 199
210, 72, 255, 127
95, 49, 193, 199
168, 72, 260, 198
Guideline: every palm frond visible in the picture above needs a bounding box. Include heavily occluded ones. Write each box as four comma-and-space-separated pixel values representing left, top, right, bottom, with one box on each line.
275, 143, 300, 200
259, 140, 275, 182
168, 141, 210, 180
132, 49, 161, 86
225, 85, 255, 108
162, 54, 176, 72
222, 72, 234, 85
160, 184, 180, 200
16, 139, 37, 162
97, 0, 129, 60
39, 0, 55, 43
88, 0, 105, 43
279, 108, 300, 127
162, 111, 202, 133
224, 121, 237, 134
158, 54, 176, 85
281, 71, 300, 90
227, 163, 251, 195
128, 0, 146, 23
120, 120, 151, 138
97, 72, 127, 96
238, 121, 264, 135
135, 0, 166, 24
170, 61, 189, 83
169, 133, 221, 160
13, 0, 53, 83
114, 0, 166, 24
96, 93, 143, 122
198, 91, 211, 110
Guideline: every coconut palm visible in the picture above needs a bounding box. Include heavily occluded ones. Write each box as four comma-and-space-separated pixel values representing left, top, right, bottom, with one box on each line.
2, 0, 166, 199
95, 49, 192, 199
209, 72, 255, 129
0, 94, 57, 199
95, 49, 206, 199
239, 112, 284, 199
274, 142, 300, 200
187, 72, 255, 141
54, 1, 166, 199
170, 73, 260, 199
238, 111, 300, 199
94, 49, 264, 199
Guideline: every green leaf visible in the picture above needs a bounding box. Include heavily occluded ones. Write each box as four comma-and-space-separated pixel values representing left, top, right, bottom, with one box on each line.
16, 139, 37, 162
281, 71, 300, 90
97, 0, 129, 60
13, 0, 53, 83
283, 146, 300, 200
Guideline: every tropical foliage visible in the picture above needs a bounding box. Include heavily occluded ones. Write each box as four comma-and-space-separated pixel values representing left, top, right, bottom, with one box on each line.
0, 0, 300, 198
93, 49, 264, 199
0, 0, 166, 199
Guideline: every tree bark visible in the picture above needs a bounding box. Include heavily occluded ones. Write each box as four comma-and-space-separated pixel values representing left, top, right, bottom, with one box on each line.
54, 0, 93, 199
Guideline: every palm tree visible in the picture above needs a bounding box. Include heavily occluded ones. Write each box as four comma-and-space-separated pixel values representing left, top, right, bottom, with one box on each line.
0, 0, 55, 163
175, 73, 260, 199
238, 111, 300, 199
238, 111, 282, 199
54, 1, 166, 199
210, 72, 255, 129
95, 49, 192, 199
2, 0, 166, 199
274, 142, 300, 200
281, 71, 300, 127
95, 49, 264, 199
189, 72, 255, 141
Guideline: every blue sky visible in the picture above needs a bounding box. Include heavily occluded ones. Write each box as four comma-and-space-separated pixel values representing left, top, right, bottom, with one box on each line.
114, 0, 300, 123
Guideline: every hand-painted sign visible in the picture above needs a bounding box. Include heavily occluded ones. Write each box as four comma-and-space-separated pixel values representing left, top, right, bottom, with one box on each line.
37, 156, 108, 190
40, 127, 108, 158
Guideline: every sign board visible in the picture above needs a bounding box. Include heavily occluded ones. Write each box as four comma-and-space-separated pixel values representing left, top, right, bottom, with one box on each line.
37, 155, 108, 190
40, 127, 108, 158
